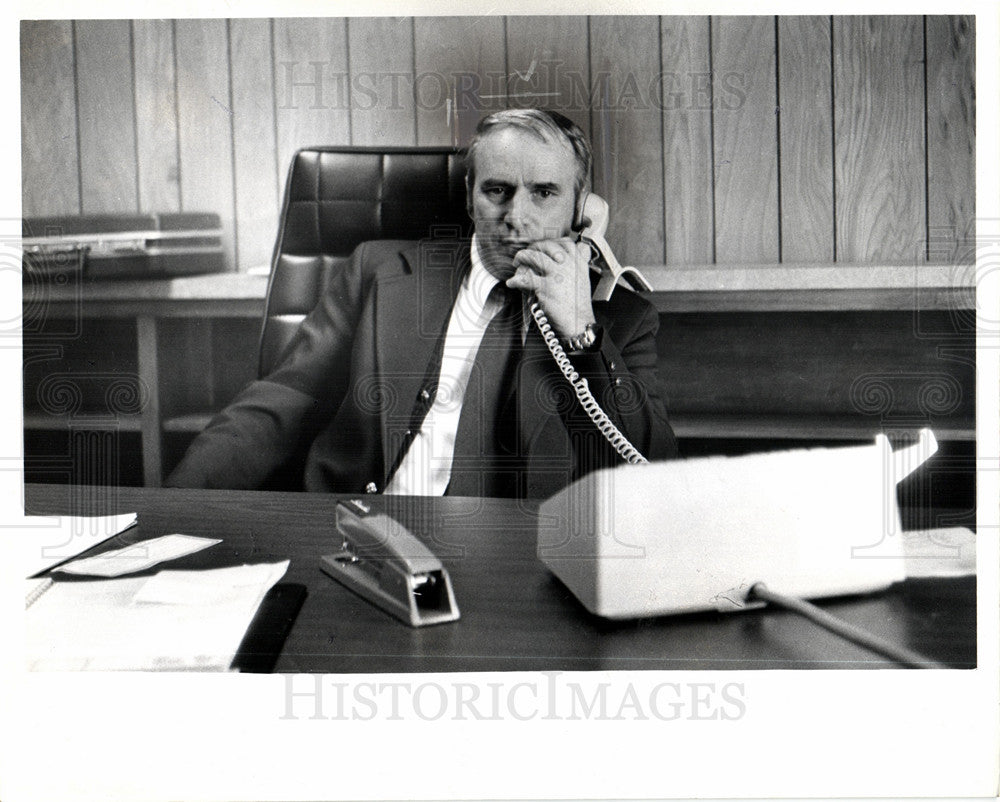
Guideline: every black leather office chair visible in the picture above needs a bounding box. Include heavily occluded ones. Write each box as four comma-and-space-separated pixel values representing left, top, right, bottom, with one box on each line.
258, 146, 469, 378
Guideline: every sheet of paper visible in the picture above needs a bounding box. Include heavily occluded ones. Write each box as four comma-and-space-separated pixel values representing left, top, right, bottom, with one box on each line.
134, 562, 280, 605
902, 527, 977, 578
53, 534, 221, 577
25, 561, 289, 671
22, 512, 138, 577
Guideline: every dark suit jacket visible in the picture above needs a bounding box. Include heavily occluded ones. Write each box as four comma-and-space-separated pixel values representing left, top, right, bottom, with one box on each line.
166, 239, 677, 497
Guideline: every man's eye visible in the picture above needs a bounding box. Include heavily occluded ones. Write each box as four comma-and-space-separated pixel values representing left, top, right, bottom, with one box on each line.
535, 189, 554, 199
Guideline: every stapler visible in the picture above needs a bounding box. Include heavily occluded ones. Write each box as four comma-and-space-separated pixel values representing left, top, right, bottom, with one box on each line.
320, 500, 460, 627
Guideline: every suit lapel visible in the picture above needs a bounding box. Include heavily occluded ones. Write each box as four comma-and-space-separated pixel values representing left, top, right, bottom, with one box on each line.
374, 241, 470, 475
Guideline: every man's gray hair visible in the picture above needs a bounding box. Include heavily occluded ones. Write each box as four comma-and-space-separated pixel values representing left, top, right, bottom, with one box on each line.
465, 109, 593, 199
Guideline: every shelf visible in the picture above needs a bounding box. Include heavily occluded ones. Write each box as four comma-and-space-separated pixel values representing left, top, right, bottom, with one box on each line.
668, 413, 974, 442
24, 411, 144, 432
23, 263, 975, 317
24, 272, 268, 318
638, 263, 973, 312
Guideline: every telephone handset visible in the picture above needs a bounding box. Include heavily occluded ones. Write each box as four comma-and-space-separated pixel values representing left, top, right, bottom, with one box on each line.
524, 192, 652, 465
574, 193, 654, 302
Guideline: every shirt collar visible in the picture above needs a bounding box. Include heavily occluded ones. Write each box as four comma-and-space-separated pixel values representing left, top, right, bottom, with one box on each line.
468, 234, 503, 310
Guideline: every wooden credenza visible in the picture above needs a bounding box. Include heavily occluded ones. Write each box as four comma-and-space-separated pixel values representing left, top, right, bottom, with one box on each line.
22, 265, 976, 494
23, 273, 267, 487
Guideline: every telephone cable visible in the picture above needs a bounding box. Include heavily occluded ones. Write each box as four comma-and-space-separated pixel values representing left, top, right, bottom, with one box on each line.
528, 298, 648, 465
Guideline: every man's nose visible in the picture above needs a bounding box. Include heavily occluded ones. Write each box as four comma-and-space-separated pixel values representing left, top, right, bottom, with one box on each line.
503, 189, 531, 229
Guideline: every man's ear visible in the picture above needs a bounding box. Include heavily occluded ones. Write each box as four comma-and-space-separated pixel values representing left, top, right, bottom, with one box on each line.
465, 177, 474, 218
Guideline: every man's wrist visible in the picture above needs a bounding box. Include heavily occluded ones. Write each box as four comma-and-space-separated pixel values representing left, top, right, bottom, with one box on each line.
561, 322, 603, 353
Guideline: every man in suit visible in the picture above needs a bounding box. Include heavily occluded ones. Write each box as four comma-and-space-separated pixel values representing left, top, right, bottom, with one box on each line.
166, 109, 677, 498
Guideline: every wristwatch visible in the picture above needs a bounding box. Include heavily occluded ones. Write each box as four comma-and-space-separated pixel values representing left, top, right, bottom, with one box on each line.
562, 322, 601, 352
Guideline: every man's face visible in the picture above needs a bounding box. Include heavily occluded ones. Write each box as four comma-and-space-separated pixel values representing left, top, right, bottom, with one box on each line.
469, 126, 579, 280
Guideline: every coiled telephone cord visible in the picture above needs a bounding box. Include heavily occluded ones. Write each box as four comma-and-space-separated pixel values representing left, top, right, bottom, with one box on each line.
528, 299, 648, 465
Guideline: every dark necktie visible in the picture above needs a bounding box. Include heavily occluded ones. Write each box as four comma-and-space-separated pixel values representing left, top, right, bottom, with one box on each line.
446, 284, 523, 497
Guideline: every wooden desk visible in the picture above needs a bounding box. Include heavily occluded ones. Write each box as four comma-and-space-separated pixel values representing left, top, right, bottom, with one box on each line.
24, 484, 976, 672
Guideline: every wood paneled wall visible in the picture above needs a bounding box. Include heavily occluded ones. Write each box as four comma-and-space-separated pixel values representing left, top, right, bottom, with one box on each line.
21, 15, 975, 272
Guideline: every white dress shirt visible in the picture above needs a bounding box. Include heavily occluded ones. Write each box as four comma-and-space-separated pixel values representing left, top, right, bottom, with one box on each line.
384, 236, 508, 496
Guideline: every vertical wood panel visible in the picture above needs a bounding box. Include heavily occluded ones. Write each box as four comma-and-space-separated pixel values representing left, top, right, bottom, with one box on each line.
589, 16, 665, 266
926, 15, 975, 263
712, 16, 779, 264
21, 14, 975, 274
273, 18, 350, 176
660, 16, 713, 264
413, 17, 506, 146
834, 16, 925, 263
504, 16, 592, 142
175, 19, 236, 270
230, 19, 279, 271
133, 19, 180, 213
778, 17, 834, 262
21, 20, 80, 217
75, 20, 139, 214
348, 17, 416, 146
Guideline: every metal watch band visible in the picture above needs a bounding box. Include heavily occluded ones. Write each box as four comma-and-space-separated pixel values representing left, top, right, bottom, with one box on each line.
562, 322, 599, 352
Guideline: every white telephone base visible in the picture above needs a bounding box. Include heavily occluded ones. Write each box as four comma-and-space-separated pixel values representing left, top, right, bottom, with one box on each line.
537, 430, 937, 619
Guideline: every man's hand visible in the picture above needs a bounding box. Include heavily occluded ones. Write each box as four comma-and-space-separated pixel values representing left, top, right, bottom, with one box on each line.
506, 238, 596, 338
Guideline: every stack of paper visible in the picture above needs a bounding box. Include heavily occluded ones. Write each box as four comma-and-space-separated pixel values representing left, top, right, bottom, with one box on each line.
26, 561, 289, 671
21, 512, 290, 671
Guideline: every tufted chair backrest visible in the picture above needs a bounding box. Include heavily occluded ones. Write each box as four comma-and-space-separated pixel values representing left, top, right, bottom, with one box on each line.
259, 147, 468, 377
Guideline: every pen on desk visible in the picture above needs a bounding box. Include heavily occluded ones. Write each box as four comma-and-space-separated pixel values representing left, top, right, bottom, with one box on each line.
25, 577, 54, 610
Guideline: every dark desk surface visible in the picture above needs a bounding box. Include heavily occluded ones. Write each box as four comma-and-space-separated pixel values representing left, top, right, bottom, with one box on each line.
24, 484, 976, 671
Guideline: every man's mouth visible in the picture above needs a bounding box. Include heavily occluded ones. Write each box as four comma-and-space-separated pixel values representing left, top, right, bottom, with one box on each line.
500, 240, 530, 255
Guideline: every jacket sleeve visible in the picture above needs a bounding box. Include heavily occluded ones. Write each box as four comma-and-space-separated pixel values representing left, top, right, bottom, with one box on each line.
553, 290, 677, 466
164, 243, 372, 489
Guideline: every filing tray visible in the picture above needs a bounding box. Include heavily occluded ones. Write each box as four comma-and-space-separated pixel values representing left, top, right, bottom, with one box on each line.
22, 212, 226, 280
